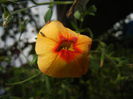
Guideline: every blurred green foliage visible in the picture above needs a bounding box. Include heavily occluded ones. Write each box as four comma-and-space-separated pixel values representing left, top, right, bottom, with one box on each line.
0, 0, 133, 99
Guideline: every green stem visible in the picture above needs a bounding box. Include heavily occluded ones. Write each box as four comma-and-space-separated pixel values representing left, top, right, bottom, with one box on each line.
45, 76, 51, 94
6, 72, 41, 85
32, 1, 73, 5
12, 1, 73, 15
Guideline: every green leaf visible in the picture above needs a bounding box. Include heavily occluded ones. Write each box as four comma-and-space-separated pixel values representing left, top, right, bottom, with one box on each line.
74, 10, 84, 22
29, 55, 37, 66
85, 5, 97, 16
100, 51, 105, 67
74, 10, 81, 20
19, 19, 28, 32
44, 8, 53, 23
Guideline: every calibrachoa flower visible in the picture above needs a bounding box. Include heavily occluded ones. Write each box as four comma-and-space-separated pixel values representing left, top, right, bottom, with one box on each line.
35, 21, 92, 78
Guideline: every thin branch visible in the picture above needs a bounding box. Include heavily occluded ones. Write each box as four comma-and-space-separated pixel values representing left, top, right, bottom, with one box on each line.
11, 1, 73, 15
6, 71, 41, 85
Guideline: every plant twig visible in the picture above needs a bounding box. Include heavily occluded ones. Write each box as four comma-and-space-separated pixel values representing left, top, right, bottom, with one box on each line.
6, 72, 41, 85
11, 1, 73, 15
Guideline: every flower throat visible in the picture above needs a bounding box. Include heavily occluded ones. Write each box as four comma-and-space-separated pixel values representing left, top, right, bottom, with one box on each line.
56, 40, 73, 52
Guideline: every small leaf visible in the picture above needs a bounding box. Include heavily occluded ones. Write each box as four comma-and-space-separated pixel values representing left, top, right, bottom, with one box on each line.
89, 5, 97, 12
19, 19, 28, 32
74, 10, 81, 20
85, 5, 97, 16
30, 55, 37, 66
44, 8, 53, 23
100, 51, 105, 67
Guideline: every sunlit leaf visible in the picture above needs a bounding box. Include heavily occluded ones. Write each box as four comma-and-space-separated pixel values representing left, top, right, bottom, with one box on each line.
74, 10, 81, 20
74, 10, 84, 22
44, 8, 53, 23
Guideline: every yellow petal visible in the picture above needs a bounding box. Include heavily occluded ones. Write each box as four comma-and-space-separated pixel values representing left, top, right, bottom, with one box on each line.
65, 28, 78, 38
44, 53, 89, 78
76, 35, 92, 53
35, 33, 57, 55
37, 53, 57, 73
76, 43, 91, 54
39, 21, 68, 41
77, 34, 92, 45
66, 27, 92, 48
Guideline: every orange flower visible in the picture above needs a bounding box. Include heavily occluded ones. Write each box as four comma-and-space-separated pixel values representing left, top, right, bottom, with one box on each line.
35, 21, 92, 78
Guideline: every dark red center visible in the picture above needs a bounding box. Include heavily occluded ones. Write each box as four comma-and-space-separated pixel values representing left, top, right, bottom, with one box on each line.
53, 35, 82, 63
